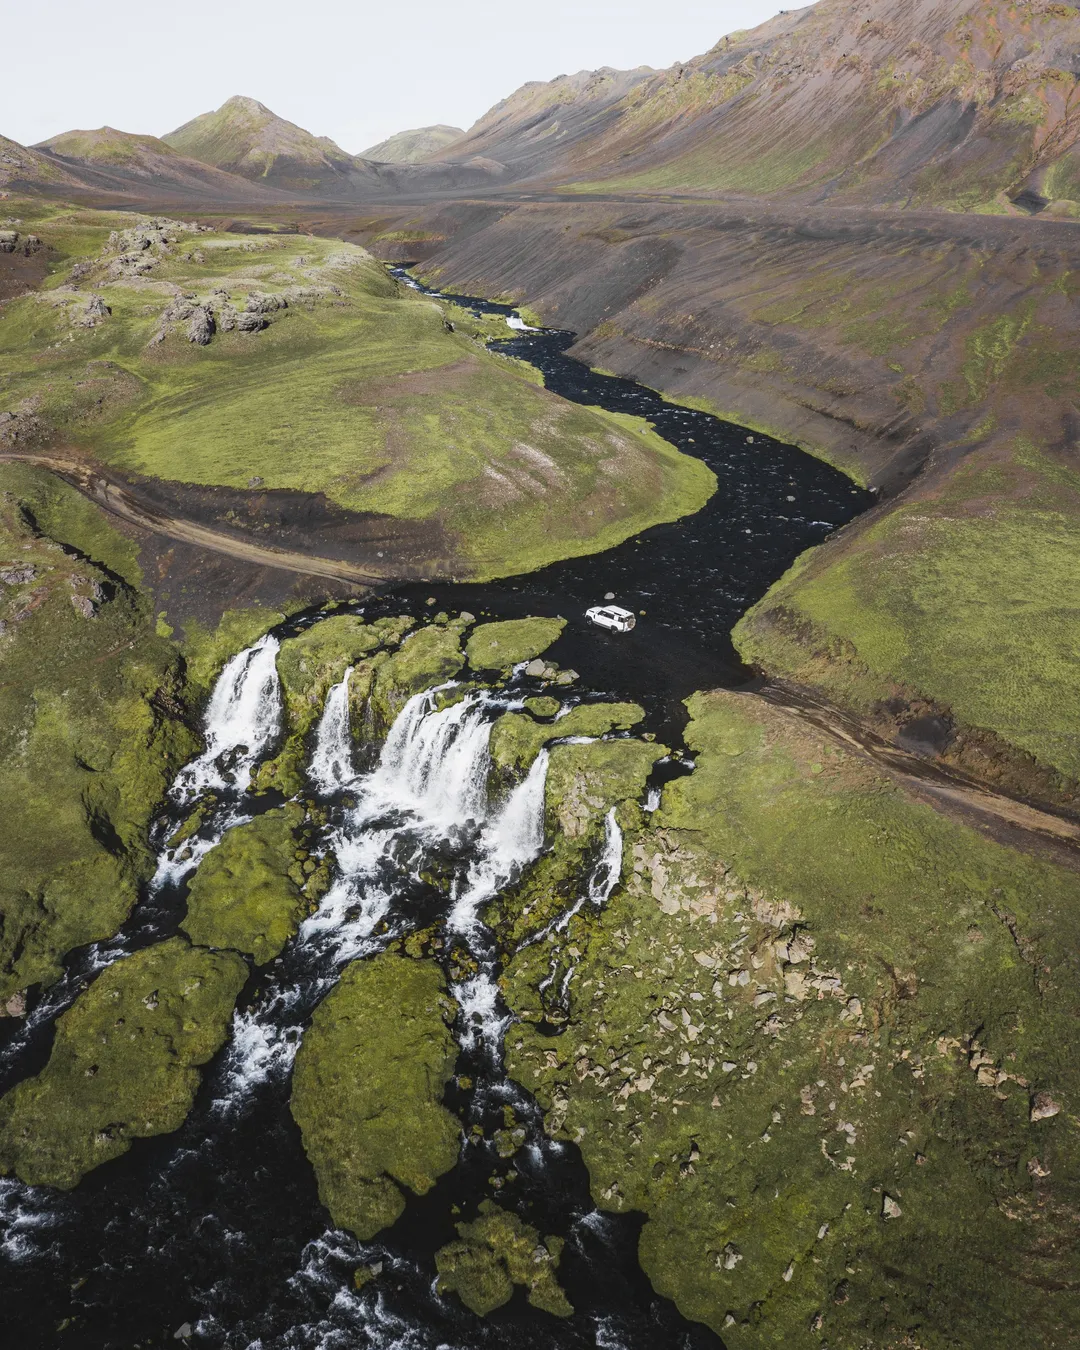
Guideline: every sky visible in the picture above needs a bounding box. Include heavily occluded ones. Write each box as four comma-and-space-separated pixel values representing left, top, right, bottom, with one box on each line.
2, 1, 792, 155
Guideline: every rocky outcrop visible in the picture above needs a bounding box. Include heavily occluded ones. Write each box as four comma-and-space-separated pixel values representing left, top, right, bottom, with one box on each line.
0, 937, 246, 1189
290, 952, 461, 1240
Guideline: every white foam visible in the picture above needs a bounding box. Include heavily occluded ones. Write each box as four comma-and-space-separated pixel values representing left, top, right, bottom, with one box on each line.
172, 635, 282, 801
309, 667, 356, 794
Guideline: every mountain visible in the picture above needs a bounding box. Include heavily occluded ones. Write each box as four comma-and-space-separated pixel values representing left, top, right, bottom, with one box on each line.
448, 0, 1080, 213
360, 125, 465, 163
162, 95, 383, 196
0, 132, 97, 194
32, 126, 292, 202
423, 66, 655, 180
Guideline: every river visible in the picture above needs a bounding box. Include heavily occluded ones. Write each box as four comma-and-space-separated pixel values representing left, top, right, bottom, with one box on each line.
0, 276, 872, 1349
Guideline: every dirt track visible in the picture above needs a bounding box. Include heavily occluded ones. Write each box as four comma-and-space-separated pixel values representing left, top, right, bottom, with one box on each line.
1, 453, 388, 586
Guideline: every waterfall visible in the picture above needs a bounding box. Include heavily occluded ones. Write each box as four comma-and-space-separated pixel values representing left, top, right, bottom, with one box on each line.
309, 667, 355, 794
449, 748, 550, 937
366, 688, 494, 833
589, 809, 624, 907
518, 806, 624, 952
172, 635, 282, 800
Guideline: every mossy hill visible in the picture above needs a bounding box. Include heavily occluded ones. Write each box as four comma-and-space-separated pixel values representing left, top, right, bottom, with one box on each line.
735, 436, 1080, 796
465, 616, 565, 672
0, 937, 246, 1188
290, 952, 461, 1240
0, 462, 198, 1002
435, 1202, 572, 1317
161, 96, 375, 194
500, 687, 1080, 1347
0, 201, 712, 582
182, 806, 325, 964
360, 125, 465, 165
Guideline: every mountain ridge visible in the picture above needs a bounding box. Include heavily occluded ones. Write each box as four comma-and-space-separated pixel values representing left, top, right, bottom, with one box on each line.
360, 124, 465, 163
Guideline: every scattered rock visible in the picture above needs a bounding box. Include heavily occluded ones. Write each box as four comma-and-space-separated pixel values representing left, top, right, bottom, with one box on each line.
719, 1242, 743, 1270
0, 563, 37, 586
2, 992, 27, 1018
1031, 1091, 1061, 1122
187, 307, 215, 345
79, 295, 111, 327
882, 1194, 902, 1219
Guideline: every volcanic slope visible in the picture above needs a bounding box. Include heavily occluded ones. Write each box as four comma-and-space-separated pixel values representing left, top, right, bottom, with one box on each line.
161, 96, 387, 197
360, 125, 466, 164
429, 0, 1080, 214
30, 127, 293, 204
0, 200, 712, 582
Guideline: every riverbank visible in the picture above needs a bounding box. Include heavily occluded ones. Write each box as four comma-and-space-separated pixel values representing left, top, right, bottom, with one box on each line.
327, 196, 1080, 817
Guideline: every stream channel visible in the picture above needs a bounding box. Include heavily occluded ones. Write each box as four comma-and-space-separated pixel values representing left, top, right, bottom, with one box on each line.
0, 272, 872, 1349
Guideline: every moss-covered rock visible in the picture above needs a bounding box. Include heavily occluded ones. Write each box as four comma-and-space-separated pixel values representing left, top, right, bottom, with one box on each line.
290, 952, 461, 1240
0, 466, 199, 1001
501, 689, 1080, 1347
0, 936, 246, 1188
524, 696, 561, 719
545, 738, 662, 840
435, 1201, 572, 1317
254, 614, 411, 794
182, 806, 308, 964
369, 620, 468, 730
487, 734, 662, 950
489, 702, 645, 780
465, 617, 565, 672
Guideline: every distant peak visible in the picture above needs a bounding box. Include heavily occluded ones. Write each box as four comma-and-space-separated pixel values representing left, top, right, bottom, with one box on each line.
219, 95, 272, 115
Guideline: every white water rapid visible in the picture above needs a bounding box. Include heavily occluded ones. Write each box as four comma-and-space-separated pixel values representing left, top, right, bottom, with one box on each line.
172, 635, 282, 801
309, 667, 355, 794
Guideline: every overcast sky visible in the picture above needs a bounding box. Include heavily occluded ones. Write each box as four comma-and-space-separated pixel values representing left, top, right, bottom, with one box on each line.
3, 1, 792, 154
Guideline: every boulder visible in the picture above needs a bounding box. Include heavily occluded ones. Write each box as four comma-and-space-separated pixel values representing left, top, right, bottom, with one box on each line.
187, 307, 215, 345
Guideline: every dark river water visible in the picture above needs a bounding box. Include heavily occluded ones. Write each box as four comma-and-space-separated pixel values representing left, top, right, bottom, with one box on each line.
0, 274, 872, 1350
388, 267, 872, 740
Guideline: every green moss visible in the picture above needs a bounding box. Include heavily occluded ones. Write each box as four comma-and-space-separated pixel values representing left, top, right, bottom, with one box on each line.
0, 937, 246, 1188
0, 211, 714, 582
734, 440, 1080, 780
182, 807, 307, 964
435, 1202, 572, 1317
290, 952, 460, 1240
370, 620, 467, 727
501, 690, 1080, 1346
489, 702, 645, 778
0, 465, 198, 1000
465, 617, 566, 671
487, 733, 662, 949
524, 696, 561, 718
545, 739, 662, 839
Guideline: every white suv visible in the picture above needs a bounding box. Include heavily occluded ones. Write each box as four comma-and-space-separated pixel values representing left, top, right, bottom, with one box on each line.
585, 605, 637, 633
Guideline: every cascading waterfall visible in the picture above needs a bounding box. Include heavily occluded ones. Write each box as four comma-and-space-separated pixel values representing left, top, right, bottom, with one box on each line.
450, 748, 551, 938
171, 634, 282, 801
309, 667, 355, 795
220, 686, 546, 1099
369, 688, 495, 830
